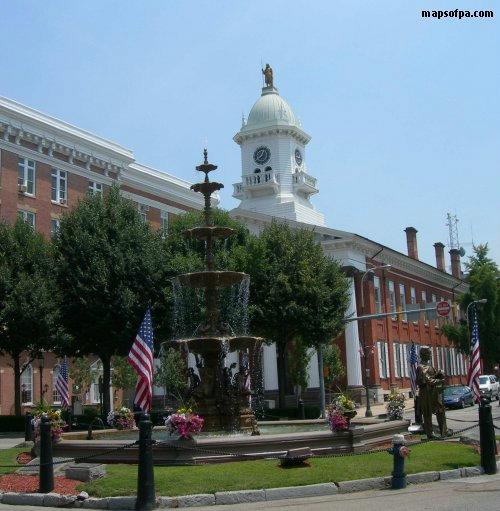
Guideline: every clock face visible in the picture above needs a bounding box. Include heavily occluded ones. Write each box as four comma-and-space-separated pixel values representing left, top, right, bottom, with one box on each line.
295, 148, 303, 166
253, 146, 271, 165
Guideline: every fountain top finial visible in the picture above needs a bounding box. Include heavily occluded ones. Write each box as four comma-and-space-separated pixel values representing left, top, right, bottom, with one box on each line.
196, 149, 218, 176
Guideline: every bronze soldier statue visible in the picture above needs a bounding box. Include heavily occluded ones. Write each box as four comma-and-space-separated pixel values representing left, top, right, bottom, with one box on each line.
262, 64, 273, 88
416, 346, 447, 438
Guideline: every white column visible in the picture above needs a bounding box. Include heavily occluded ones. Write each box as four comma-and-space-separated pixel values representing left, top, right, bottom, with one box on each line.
263, 342, 279, 391
307, 349, 320, 388
346, 277, 363, 387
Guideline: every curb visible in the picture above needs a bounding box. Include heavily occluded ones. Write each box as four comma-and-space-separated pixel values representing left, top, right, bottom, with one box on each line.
0, 463, 494, 508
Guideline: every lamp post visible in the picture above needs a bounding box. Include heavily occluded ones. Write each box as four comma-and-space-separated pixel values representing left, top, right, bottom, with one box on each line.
37, 352, 45, 404
360, 264, 391, 417
466, 299, 487, 325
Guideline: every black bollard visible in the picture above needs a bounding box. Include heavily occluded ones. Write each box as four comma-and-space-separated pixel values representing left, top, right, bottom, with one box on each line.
388, 434, 407, 489
136, 413, 156, 511
479, 400, 497, 474
25, 411, 33, 441
298, 399, 305, 420
39, 414, 54, 493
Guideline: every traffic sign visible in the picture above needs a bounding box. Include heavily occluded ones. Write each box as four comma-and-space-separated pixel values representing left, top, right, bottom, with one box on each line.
436, 301, 451, 317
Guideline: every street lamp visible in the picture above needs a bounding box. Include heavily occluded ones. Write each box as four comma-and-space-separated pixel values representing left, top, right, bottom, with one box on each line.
37, 352, 45, 404
360, 264, 391, 417
466, 299, 487, 325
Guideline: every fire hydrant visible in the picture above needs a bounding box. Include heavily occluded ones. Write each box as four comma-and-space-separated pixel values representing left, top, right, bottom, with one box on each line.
388, 434, 409, 489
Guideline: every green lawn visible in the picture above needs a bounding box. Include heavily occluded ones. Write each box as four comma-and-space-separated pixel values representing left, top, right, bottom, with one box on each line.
83, 441, 479, 497
0, 448, 25, 475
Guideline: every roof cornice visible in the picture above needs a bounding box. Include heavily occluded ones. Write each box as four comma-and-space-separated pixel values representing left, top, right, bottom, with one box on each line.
233, 125, 311, 145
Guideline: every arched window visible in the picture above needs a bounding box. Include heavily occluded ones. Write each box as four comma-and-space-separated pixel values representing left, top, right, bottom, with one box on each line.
265, 166, 272, 172
21, 364, 33, 404
253, 168, 261, 174
52, 365, 61, 404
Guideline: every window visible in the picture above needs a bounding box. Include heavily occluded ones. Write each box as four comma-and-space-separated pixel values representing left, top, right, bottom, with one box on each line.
138, 203, 148, 222
377, 341, 390, 378
393, 342, 403, 378
410, 287, 417, 323
432, 294, 438, 328
373, 276, 382, 314
18, 157, 35, 195
21, 364, 33, 404
51, 169, 67, 203
53, 365, 61, 404
161, 210, 169, 238
402, 344, 409, 377
421, 290, 429, 324
388, 280, 397, 319
88, 181, 103, 195
399, 284, 407, 321
51, 218, 60, 237
18, 210, 36, 228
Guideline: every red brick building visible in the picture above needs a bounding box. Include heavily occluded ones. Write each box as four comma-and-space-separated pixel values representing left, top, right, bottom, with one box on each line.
0, 96, 204, 415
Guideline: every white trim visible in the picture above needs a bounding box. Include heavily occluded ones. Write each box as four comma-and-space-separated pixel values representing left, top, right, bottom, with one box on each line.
120, 190, 187, 215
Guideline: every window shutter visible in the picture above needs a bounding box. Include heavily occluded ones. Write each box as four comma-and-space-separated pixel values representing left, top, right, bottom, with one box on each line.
377, 342, 383, 378
385, 342, 390, 378
393, 343, 399, 378
403, 344, 408, 377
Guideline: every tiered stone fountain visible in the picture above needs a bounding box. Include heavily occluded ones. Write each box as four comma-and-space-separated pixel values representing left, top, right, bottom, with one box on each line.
172, 150, 262, 433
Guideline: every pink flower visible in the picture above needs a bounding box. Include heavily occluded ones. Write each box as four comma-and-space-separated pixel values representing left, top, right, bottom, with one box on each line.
399, 446, 411, 458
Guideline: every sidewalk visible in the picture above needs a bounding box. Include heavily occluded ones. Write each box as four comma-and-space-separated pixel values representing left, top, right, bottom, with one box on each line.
355, 397, 414, 419
0, 434, 24, 450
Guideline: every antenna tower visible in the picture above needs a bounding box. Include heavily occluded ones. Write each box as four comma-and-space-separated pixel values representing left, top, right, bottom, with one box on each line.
446, 213, 460, 250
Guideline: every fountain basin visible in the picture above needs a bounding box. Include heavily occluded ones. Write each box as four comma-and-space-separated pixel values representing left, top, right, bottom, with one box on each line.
54, 420, 410, 465
177, 271, 247, 288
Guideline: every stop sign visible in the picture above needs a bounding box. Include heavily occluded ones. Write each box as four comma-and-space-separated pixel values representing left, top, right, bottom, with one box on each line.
436, 301, 451, 317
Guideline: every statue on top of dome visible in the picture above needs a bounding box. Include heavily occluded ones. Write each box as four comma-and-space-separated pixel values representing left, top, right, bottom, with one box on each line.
262, 64, 273, 88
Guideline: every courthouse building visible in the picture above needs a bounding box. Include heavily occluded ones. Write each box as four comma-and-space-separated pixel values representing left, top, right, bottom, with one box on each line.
0, 96, 204, 414
0, 73, 469, 414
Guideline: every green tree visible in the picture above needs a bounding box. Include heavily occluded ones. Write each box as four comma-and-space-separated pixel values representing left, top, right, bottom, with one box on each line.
55, 186, 165, 415
442, 244, 500, 369
0, 220, 63, 415
245, 222, 350, 408
153, 347, 188, 403
111, 356, 137, 392
70, 357, 96, 400
322, 344, 345, 393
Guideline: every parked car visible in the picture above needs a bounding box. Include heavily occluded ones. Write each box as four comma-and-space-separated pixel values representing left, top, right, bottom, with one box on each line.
443, 385, 475, 409
478, 375, 500, 401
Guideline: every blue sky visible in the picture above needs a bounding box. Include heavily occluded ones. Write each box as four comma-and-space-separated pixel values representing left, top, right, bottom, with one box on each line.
1, 0, 499, 267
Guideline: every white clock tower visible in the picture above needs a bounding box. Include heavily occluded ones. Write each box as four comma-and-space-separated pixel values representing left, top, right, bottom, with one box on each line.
232, 70, 325, 226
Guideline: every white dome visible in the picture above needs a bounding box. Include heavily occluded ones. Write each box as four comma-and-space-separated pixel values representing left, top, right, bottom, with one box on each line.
243, 87, 299, 131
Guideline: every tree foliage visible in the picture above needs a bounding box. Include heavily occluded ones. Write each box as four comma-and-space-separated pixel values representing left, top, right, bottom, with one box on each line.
322, 344, 345, 392
111, 356, 137, 391
54, 186, 165, 414
442, 244, 500, 369
245, 222, 350, 407
0, 220, 63, 414
153, 347, 188, 403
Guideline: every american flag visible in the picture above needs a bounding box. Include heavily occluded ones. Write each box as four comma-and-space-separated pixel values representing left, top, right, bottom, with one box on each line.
408, 342, 419, 397
55, 357, 70, 407
467, 308, 481, 401
128, 309, 154, 413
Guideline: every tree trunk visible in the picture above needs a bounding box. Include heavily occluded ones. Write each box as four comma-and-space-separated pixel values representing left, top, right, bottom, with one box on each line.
276, 343, 287, 409
101, 356, 112, 416
317, 344, 326, 418
13, 355, 21, 416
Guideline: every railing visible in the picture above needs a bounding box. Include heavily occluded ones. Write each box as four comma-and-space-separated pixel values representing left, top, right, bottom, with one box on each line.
245, 170, 277, 187
233, 183, 243, 195
293, 171, 317, 189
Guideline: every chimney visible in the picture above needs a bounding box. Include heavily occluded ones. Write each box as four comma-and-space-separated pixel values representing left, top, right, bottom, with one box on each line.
449, 248, 461, 279
404, 227, 419, 260
434, 242, 446, 271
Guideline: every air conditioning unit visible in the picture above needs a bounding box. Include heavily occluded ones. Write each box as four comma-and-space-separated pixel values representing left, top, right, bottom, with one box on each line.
59, 198, 67, 205
18, 183, 27, 193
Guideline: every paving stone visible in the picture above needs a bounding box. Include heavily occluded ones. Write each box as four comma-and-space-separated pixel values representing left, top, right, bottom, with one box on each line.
65, 463, 106, 482
406, 471, 439, 484
215, 489, 265, 505
175, 493, 215, 507
266, 483, 338, 500
439, 468, 462, 480
82, 497, 109, 509
43, 492, 76, 507
462, 466, 485, 477
337, 477, 386, 493
157, 496, 175, 508
1, 492, 45, 505
108, 496, 136, 509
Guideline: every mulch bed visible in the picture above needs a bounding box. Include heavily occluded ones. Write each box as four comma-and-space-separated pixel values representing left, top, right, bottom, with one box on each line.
0, 475, 80, 495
